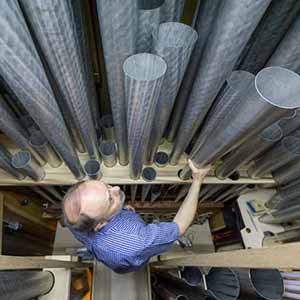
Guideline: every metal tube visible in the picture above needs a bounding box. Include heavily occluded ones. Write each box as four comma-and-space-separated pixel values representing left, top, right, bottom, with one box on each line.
169, 0, 271, 163
188, 67, 300, 169
180, 266, 202, 286
100, 115, 115, 142
29, 130, 62, 168
141, 185, 151, 202
20, 0, 99, 159
278, 109, 300, 136
145, 22, 198, 164
237, 0, 300, 74
213, 185, 250, 203
124, 53, 167, 179
153, 283, 189, 300
160, 0, 186, 23
0, 1, 84, 179
166, 0, 221, 142
12, 151, 45, 182
130, 185, 138, 202
0, 270, 54, 300
99, 141, 117, 168
174, 185, 190, 202
215, 123, 283, 179
96, 0, 138, 166
199, 184, 230, 203
30, 186, 60, 206
150, 185, 161, 203
42, 186, 64, 202
272, 158, 300, 186
284, 292, 300, 300
154, 152, 169, 168
142, 167, 157, 182
282, 273, 300, 280
84, 159, 102, 180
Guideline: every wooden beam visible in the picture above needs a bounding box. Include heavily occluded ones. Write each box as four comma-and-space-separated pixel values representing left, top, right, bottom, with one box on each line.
152, 243, 300, 269
0, 255, 91, 270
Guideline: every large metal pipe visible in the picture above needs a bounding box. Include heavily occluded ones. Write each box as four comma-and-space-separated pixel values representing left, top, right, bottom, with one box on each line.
237, 0, 300, 74
248, 134, 300, 178
96, 0, 137, 166
184, 67, 300, 172
100, 115, 115, 142
169, 0, 271, 163
235, 268, 284, 300
145, 22, 197, 164
84, 159, 102, 180
278, 109, 300, 136
160, 0, 186, 23
215, 123, 283, 179
0, 270, 54, 300
141, 185, 151, 202
99, 141, 117, 168
42, 186, 64, 202
165, 0, 221, 142
124, 53, 167, 179
20, 0, 99, 159
272, 158, 300, 186
136, 0, 164, 53
0, 1, 84, 179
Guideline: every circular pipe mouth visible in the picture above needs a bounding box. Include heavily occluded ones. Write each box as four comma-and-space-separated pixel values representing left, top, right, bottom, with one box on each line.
259, 123, 283, 142
29, 131, 48, 148
229, 171, 240, 181
123, 53, 167, 82
282, 136, 300, 155
12, 151, 31, 169
84, 160, 101, 176
142, 167, 157, 181
181, 266, 203, 286
250, 269, 284, 300
100, 114, 114, 129
155, 151, 169, 166
99, 142, 116, 156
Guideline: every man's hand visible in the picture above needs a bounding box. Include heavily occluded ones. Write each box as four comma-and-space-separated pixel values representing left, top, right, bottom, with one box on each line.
188, 159, 211, 182
124, 204, 135, 212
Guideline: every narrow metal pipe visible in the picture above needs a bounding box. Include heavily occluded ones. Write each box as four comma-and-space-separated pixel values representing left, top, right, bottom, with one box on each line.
96, 0, 138, 166
166, 0, 221, 142
175, 185, 190, 202
29, 130, 62, 168
100, 115, 115, 142
0, 270, 54, 300
169, 0, 271, 163
199, 185, 231, 203
273, 158, 300, 186
141, 185, 151, 202
42, 186, 64, 202
84, 160, 102, 180
160, 0, 186, 23
154, 152, 169, 168
284, 292, 300, 300
12, 151, 45, 182
145, 22, 198, 164
284, 280, 300, 286
99, 141, 117, 168
20, 0, 99, 160
130, 185, 138, 202
215, 123, 283, 179
0, 1, 84, 179
150, 185, 161, 203
278, 109, 300, 136
124, 53, 167, 179
31, 186, 60, 206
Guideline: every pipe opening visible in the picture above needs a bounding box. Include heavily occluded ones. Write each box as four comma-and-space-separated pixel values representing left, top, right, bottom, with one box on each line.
99, 142, 116, 156
142, 167, 157, 181
259, 123, 283, 142
12, 151, 31, 168
250, 269, 284, 300
137, 0, 164, 9
84, 160, 101, 176
247, 184, 256, 189
282, 136, 300, 154
123, 53, 167, 82
154, 151, 169, 166
100, 114, 114, 129
181, 266, 203, 286
229, 171, 240, 181
178, 169, 192, 180
29, 131, 48, 148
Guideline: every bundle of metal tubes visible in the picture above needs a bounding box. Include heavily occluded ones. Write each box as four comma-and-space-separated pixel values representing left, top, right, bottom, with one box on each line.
282, 272, 300, 300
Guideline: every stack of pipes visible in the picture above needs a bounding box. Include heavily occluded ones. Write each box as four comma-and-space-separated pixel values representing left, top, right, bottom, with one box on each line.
282, 272, 300, 300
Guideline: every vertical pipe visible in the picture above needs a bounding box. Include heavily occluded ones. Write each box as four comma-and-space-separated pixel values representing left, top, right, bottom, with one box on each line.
0, 1, 84, 179
84, 159, 102, 180
20, 0, 99, 160
99, 141, 117, 168
160, 0, 186, 23
174, 185, 190, 202
96, 0, 138, 166
169, 0, 271, 163
124, 53, 167, 179
145, 22, 198, 164
141, 185, 151, 202
12, 151, 45, 182
130, 185, 138, 202
100, 115, 115, 142
150, 185, 162, 203
154, 152, 169, 168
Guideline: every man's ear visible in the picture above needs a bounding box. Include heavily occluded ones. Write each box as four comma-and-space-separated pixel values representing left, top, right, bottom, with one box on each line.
94, 221, 107, 232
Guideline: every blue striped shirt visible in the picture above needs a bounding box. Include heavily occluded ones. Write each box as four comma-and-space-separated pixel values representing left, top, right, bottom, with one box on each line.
67, 208, 180, 273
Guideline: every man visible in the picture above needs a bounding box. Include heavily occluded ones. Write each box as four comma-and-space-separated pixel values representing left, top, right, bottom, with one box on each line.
63, 160, 210, 273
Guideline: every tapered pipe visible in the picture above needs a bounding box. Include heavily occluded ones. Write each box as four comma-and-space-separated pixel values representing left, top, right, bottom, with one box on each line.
153, 283, 189, 300
186, 67, 300, 171
136, 0, 164, 53
154, 152, 169, 168
248, 134, 300, 178
266, 13, 300, 73
31, 186, 60, 206
124, 53, 167, 179
235, 268, 284, 300
151, 185, 161, 203
42, 186, 64, 202
180, 267, 202, 286
142, 185, 151, 202
100, 115, 115, 142
169, 0, 271, 163
215, 123, 283, 179
145, 22, 198, 164
0, 270, 54, 300
96, 0, 138, 166
0, 1, 84, 179
166, 0, 221, 142
278, 109, 300, 136
29, 130, 62, 168
237, 0, 300, 74
272, 158, 300, 186
12, 151, 45, 182
175, 185, 190, 202
199, 185, 230, 203
130, 185, 138, 202
21, 0, 99, 159
84, 160, 102, 180
99, 142, 117, 168
160, 0, 185, 23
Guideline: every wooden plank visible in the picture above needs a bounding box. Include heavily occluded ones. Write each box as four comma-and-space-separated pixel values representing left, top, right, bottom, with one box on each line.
151, 243, 300, 269
0, 255, 91, 270
0, 193, 3, 255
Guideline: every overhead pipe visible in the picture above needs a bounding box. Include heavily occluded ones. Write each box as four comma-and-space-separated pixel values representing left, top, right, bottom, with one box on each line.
145, 22, 198, 164
154, 152, 169, 168
266, 13, 300, 73
215, 123, 283, 179
0, 270, 54, 300
31, 186, 60, 206
174, 185, 190, 202
278, 109, 300, 136
165, 0, 221, 142
199, 184, 230, 203
160, 0, 186, 23
150, 185, 162, 203
0, 1, 84, 179
169, 0, 271, 163
29, 130, 62, 168
235, 268, 284, 300
272, 158, 300, 186
99, 141, 117, 168
96, 0, 138, 166
42, 186, 64, 202
213, 185, 253, 203
141, 185, 151, 202
20, 0, 99, 160
124, 53, 167, 179
130, 185, 138, 202
100, 115, 115, 142
136, 0, 164, 53
84, 159, 102, 180
237, 0, 300, 74
248, 134, 300, 178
